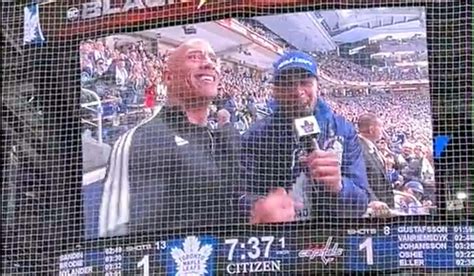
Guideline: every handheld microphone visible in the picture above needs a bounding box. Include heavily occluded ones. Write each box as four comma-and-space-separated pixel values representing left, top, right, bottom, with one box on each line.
291, 115, 321, 221
293, 115, 321, 153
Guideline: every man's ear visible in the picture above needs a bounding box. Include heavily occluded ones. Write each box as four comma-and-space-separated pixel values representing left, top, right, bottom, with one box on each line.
162, 68, 172, 85
368, 125, 375, 134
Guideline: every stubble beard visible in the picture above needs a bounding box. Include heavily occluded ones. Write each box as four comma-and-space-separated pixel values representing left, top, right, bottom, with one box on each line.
280, 100, 314, 119
181, 76, 215, 110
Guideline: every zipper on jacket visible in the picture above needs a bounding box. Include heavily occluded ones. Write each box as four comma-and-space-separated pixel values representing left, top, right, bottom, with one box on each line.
207, 129, 215, 156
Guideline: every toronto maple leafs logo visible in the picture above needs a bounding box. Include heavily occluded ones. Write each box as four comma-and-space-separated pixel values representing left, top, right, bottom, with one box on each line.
301, 120, 314, 134
170, 236, 213, 276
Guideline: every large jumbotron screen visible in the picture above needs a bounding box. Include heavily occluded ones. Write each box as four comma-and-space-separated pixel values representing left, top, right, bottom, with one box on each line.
82, 10, 436, 235
1, 1, 472, 275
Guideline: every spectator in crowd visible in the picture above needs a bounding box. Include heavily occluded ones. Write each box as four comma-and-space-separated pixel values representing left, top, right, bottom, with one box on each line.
396, 180, 430, 215
144, 80, 157, 113
222, 89, 238, 123
397, 142, 415, 168
241, 51, 370, 224
114, 59, 129, 87
217, 109, 231, 128
80, 56, 95, 83
376, 139, 396, 161
92, 41, 109, 62
95, 58, 108, 77
414, 143, 435, 182
357, 113, 394, 213
384, 155, 401, 184
129, 64, 146, 105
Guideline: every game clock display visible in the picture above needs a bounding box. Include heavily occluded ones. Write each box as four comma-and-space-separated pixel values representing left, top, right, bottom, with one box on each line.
59, 224, 473, 275
224, 236, 288, 274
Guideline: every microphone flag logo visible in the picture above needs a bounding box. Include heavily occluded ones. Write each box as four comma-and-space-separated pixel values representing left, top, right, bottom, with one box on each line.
301, 120, 315, 134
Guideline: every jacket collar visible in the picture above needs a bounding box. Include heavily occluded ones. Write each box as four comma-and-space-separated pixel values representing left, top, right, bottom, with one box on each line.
314, 99, 334, 123
161, 105, 186, 124
358, 135, 378, 154
160, 106, 210, 136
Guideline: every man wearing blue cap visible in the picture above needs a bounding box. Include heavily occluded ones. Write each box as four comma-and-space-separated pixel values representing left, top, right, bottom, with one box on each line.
395, 180, 431, 215
240, 51, 370, 223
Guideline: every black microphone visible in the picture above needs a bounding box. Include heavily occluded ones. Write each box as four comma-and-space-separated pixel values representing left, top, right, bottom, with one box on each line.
291, 115, 321, 220
293, 115, 321, 153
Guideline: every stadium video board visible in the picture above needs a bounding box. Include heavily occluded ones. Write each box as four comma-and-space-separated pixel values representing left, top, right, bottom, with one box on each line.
58, 3, 472, 275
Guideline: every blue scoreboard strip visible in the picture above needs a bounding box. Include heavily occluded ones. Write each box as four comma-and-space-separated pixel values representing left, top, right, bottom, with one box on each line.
345, 225, 474, 271
59, 224, 473, 275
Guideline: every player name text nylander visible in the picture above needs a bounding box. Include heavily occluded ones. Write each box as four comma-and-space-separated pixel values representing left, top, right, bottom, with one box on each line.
59, 267, 93, 276
59, 252, 93, 275
226, 260, 281, 274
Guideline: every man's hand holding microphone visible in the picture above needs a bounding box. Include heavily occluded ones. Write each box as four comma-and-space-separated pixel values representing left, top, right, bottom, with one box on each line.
250, 115, 343, 224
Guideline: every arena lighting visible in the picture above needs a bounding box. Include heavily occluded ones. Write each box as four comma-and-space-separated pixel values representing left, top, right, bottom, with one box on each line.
38, 0, 56, 5
456, 191, 468, 200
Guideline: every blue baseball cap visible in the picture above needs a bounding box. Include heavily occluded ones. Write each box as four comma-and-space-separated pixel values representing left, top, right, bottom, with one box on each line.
273, 51, 318, 77
404, 180, 424, 194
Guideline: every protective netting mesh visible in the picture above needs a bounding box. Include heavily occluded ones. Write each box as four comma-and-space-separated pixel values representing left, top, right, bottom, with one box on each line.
1, 1, 472, 275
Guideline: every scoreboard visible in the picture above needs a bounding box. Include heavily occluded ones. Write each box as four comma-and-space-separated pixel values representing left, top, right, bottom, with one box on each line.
346, 225, 474, 270
59, 224, 473, 275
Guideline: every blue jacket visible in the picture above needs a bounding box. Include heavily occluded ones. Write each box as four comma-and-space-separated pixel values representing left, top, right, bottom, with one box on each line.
240, 99, 370, 218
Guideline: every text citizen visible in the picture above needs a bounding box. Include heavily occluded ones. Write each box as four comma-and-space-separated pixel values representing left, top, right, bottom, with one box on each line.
226, 260, 281, 274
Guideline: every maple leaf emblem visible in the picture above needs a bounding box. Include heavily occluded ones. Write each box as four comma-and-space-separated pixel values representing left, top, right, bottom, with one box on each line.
301, 120, 314, 133
171, 236, 213, 276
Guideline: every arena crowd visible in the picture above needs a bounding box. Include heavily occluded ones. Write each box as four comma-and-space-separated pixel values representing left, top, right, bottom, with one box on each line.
315, 53, 428, 82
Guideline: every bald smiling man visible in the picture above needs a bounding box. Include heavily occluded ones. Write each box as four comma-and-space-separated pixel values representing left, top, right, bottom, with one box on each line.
98, 39, 241, 237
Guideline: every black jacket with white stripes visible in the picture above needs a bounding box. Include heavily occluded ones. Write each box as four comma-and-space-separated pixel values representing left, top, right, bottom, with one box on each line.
99, 106, 241, 237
